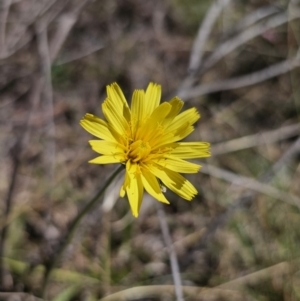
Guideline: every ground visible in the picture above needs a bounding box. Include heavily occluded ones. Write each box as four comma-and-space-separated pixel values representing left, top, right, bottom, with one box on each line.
0, 0, 300, 300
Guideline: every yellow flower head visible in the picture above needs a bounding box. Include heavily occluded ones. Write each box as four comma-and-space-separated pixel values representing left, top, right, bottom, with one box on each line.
80, 82, 210, 217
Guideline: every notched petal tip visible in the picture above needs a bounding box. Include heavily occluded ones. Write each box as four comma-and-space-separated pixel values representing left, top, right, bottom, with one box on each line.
79, 114, 92, 127
144, 82, 162, 115
132, 212, 139, 218
147, 82, 161, 89
106, 82, 119, 94
120, 188, 125, 198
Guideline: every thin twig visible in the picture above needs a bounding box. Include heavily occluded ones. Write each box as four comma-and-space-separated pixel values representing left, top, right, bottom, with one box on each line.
233, 5, 279, 34
179, 52, 300, 99
99, 284, 254, 301
156, 203, 184, 301
36, 24, 56, 184
22, 76, 45, 148
49, 13, 77, 61
211, 123, 300, 155
0, 0, 11, 57
49, 0, 91, 61
0, 292, 43, 301
0, 142, 21, 289
201, 10, 300, 73
179, 0, 231, 94
200, 162, 300, 208
54, 43, 104, 65
261, 136, 300, 183
188, 0, 231, 73
216, 259, 299, 290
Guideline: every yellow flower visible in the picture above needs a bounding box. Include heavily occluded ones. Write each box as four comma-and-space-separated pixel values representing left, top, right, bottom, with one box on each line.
80, 83, 210, 217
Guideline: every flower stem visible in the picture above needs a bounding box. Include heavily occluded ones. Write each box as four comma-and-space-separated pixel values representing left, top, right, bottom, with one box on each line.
41, 165, 123, 299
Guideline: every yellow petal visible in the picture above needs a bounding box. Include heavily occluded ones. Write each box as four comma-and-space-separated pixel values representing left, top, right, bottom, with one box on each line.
80, 113, 115, 142
131, 90, 145, 134
107, 83, 128, 107
141, 167, 169, 204
153, 156, 201, 173
148, 165, 198, 200
120, 170, 129, 197
161, 97, 184, 128
89, 155, 123, 164
126, 162, 144, 217
106, 83, 131, 122
144, 82, 161, 116
89, 140, 125, 156
102, 99, 129, 135
136, 102, 172, 141
170, 142, 211, 159
174, 123, 194, 140
166, 107, 200, 133
151, 123, 194, 150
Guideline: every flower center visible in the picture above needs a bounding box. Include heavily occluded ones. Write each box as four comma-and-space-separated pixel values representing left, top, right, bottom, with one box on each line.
128, 140, 151, 163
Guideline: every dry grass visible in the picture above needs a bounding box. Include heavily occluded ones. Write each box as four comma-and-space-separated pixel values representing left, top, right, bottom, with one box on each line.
0, 0, 300, 300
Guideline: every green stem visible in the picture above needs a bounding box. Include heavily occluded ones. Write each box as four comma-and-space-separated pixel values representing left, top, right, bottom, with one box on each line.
41, 165, 123, 299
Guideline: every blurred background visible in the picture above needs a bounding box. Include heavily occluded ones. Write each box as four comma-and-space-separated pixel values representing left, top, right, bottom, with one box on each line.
0, 0, 300, 300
